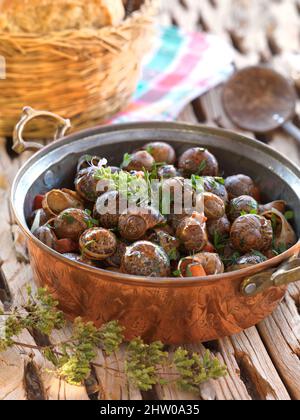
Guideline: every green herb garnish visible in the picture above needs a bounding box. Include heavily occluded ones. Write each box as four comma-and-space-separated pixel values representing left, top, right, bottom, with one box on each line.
168, 248, 178, 261
191, 174, 204, 192
173, 270, 182, 278
284, 211, 294, 221
271, 214, 278, 232
62, 213, 75, 224
213, 231, 228, 252
273, 243, 287, 255
121, 153, 133, 169
146, 145, 154, 155
215, 177, 225, 185
197, 160, 207, 175
222, 251, 241, 266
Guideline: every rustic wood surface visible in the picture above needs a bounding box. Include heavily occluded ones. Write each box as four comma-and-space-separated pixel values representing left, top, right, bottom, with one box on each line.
0, 0, 300, 400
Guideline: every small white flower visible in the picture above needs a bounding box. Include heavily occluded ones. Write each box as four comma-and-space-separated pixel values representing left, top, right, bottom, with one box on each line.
97, 158, 108, 168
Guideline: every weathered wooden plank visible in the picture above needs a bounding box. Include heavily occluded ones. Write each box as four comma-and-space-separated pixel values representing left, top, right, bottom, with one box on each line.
93, 346, 142, 401
258, 290, 300, 401
229, 328, 290, 400
0, 139, 90, 400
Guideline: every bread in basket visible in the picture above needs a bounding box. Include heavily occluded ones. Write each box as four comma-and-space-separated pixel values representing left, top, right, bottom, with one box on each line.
0, 0, 158, 138
0, 0, 125, 33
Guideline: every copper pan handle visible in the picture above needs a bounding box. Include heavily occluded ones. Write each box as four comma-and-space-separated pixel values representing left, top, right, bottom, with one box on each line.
241, 255, 300, 297
12, 106, 71, 154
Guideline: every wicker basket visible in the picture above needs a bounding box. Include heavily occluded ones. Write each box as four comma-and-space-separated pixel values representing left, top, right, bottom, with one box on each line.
0, 0, 158, 139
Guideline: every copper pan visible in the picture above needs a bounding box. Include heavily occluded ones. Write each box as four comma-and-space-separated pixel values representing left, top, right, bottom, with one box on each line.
10, 107, 300, 344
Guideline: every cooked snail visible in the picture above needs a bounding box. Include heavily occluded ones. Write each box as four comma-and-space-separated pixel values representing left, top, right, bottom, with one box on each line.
93, 190, 120, 229
118, 207, 165, 241
203, 192, 226, 220
75, 167, 101, 202
121, 241, 171, 277
161, 177, 195, 215
178, 147, 219, 177
79, 228, 117, 260
176, 212, 208, 252
121, 151, 155, 172
147, 228, 180, 261
230, 214, 273, 253
54, 209, 95, 241
259, 200, 286, 214
142, 142, 176, 165
261, 208, 297, 250
228, 195, 259, 222
105, 240, 128, 268
33, 224, 57, 249
178, 253, 224, 277
43, 188, 84, 218
203, 177, 229, 203
207, 215, 231, 241
225, 174, 260, 201
227, 253, 267, 272
31, 208, 50, 233
157, 165, 179, 179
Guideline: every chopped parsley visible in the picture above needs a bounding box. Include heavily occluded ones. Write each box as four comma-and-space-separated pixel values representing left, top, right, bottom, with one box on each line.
284, 211, 294, 221
121, 153, 133, 169
173, 270, 182, 278
213, 231, 228, 252
197, 160, 207, 175
215, 177, 225, 185
221, 251, 241, 266
62, 213, 75, 224
273, 243, 287, 256
146, 145, 154, 155
271, 214, 278, 232
168, 248, 178, 261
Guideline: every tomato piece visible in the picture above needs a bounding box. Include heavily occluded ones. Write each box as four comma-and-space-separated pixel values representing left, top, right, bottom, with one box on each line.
33, 195, 45, 210
55, 238, 78, 254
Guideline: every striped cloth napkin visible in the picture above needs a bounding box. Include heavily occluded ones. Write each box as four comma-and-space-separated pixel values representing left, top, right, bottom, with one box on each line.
112, 26, 234, 123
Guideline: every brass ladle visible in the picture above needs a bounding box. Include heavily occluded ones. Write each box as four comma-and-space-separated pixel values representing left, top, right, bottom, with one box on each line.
222, 66, 300, 145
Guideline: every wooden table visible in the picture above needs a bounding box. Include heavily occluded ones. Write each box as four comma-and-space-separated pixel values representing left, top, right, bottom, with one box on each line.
0, 0, 300, 400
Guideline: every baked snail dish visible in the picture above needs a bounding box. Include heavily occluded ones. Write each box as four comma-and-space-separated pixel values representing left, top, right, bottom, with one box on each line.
31, 142, 297, 278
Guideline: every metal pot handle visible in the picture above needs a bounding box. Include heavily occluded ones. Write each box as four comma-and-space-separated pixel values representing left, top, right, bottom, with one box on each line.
241, 255, 300, 297
12, 106, 71, 154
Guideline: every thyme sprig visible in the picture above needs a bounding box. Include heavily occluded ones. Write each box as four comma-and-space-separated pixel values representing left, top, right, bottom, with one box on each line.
0, 287, 227, 392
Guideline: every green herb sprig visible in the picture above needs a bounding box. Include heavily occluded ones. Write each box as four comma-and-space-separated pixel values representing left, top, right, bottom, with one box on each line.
0, 287, 227, 392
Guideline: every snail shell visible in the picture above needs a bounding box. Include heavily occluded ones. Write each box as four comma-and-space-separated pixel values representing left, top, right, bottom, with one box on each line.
43, 189, 84, 218
118, 207, 165, 241
261, 208, 297, 250
79, 228, 117, 261
230, 214, 273, 253
122, 241, 171, 277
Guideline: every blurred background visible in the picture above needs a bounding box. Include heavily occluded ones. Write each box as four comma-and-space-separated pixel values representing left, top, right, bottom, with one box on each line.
160, 0, 300, 81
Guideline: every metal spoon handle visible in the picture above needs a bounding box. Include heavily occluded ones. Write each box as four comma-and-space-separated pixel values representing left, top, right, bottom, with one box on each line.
282, 120, 300, 146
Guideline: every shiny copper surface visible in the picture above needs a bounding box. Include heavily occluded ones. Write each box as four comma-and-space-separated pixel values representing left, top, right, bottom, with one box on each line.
27, 239, 293, 344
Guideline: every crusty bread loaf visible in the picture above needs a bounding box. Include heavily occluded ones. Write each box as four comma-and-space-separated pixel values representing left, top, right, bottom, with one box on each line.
0, 0, 125, 33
